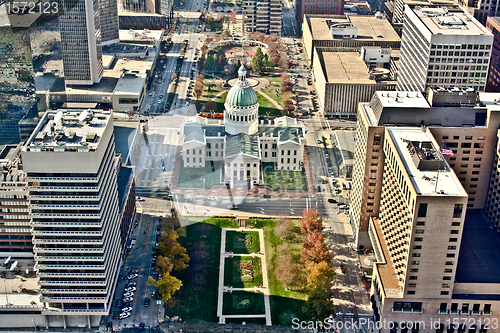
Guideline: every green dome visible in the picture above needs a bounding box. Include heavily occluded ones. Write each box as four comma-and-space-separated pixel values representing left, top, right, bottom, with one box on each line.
225, 85, 258, 107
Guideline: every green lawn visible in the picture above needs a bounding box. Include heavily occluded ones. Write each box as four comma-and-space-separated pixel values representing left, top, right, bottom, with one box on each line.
223, 291, 266, 315
260, 77, 284, 106
225, 230, 261, 254
257, 92, 278, 109
198, 79, 224, 102
246, 219, 308, 326
261, 162, 307, 191
194, 218, 238, 228
178, 163, 221, 188
224, 256, 263, 288
164, 223, 222, 322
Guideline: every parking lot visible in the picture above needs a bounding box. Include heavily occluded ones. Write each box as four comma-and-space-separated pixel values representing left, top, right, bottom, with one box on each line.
109, 213, 165, 331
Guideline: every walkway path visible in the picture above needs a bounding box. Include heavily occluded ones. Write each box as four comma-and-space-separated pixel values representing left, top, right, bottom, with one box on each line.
217, 228, 272, 325
257, 90, 283, 111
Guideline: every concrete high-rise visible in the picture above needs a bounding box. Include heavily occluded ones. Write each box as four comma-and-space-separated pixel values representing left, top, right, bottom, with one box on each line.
485, 17, 500, 92
397, 5, 493, 93
242, 0, 282, 36
21, 109, 121, 328
99, 0, 120, 45
352, 91, 500, 331
59, 0, 104, 85
0, 2, 42, 144
456, 0, 500, 24
294, 0, 344, 26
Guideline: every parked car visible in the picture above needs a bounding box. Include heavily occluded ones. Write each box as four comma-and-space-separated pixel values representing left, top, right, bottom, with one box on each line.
122, 297, 133, 303
119, 312, 131, 319
126, 281, 136, 287
136, 196, 145, 201
124, 287, 136, 292
207, 195, 217, 201
144, 298, 150, 307
328, 198, 337, 204
263, 194, 271, 198
139, 323, 145, 331
339, 204, 349, 209
123, 292, 134, 298
121, 307, 133, 313
340, 265, 345, 274
127, 273, 138, 280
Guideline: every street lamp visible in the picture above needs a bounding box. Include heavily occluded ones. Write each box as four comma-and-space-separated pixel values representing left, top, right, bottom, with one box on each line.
201, 178, 205, 193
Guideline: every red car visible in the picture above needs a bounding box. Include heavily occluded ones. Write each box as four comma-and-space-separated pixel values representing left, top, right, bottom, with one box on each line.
340, 265, 345, 274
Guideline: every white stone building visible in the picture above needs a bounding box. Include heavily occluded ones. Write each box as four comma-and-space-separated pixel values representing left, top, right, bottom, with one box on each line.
180, 66, 306, 188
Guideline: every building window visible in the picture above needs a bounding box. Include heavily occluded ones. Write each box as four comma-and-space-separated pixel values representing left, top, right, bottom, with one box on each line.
294, 150, 297, 155
265, 152, 268, 158
453, 204, 463, 218
418, 203, 428, 217
215, 143, 218, 149
449, 238, 458, 242
445, 261, 454, 265
186, 149, 189, 154
186, 158, 189, 163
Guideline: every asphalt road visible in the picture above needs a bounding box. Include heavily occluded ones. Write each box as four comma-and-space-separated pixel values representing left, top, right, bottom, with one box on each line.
110, 214, 163, 330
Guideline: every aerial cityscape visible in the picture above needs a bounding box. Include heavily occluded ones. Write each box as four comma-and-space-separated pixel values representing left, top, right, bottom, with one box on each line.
0, 0, 499, 331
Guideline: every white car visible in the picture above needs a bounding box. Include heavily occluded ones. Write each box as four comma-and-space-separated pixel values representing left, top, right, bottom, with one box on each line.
207, 196, 217, 201
124, 287, 136, 292
122, 297, 133, 303
121, 307, 133, 313
136, 196, 145, 201
339, 204, 349, 209
126, 281, 136, 287
123, 292, 134, 298
127, 273, 138, 280
119, 312, 131, 320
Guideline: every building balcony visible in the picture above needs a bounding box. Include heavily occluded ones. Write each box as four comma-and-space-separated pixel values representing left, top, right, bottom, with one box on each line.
35, 255, 104, 262
33, 246, 104, 254
29, 204, 101, 210
28, 176, 98, 182
32, 239, 103, 246
36, 264, 105, 270
28, 195, 100, 201
42, 308, 109, 315
28, 186, 99, 192
40, 296, 108, 303
31, 230, 103, 237
30, 212, 101, 219
40, 288, 108, 294
38, 271, 105, 279
38, 280, 106, 286
30, 221, 102, 227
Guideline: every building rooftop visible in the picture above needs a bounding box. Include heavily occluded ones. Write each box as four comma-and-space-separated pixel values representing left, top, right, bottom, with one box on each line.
455, 210, 500, 284
410, 6, 492, 36
306, 15, 400, 42
333, 131, 356, 166
488, 17, 500, 27
0, 144, 26, 183
226, 133, 260, 158
114, 121, 139, 163
386, 127, 467, 196
0, 259, 41, 308
119, 29, 163, 43
114, 73, 147, 95
323, 52, 372, 82
24, 110, 111, 153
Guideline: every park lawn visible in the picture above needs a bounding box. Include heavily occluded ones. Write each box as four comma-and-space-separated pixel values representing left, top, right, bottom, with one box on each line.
257, 92, 278, 109
260, 77, 284, 106
259, 106, 283, 117
198, 218, 239, 228
198, 79, 224, 102
178, 163, 221, 188
224, 256, 263, 288
164, 223, 222, 322
222, 291, 266, 316
261, 162, 307, 191
246, 219, 308, 326
225, 230, 261, 254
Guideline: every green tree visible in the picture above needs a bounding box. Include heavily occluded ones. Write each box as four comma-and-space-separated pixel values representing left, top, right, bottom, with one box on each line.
252, 47, 264, 73
147, 274, 182, 302
303, 261, 335, 320
216, 47, 227, 71
264, 53, 274, 71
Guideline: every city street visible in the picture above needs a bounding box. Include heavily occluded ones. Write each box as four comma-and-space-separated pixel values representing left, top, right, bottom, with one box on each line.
110, 214, 164, 331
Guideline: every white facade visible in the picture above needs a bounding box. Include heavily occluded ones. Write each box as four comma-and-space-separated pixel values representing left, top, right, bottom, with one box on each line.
21, 110, 121, 328
397, 5, 493, 92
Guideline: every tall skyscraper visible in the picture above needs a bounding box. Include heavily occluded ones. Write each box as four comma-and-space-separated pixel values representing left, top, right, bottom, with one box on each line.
456, 0, 500, 24
352, 91, 500, 331
396, 5, 493, 93
59, 0, 104, 85
0, 2, 41, 144
21, 109, 121, 328
485, 16, 500, 92
99, 0, 119, 45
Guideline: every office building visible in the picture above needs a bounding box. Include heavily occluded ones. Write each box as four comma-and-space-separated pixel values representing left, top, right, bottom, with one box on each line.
59, 0, 104, 85
396, 5, 493, 93
456, 0, 500, 24
242, 0, 282, 36
369, 126, 500, 332
331, 131, 356, 178
302, 14, 400, 63
295, 0, 344, 26
0, 144, 31, 258
21, 109, 121, 328
485, 17, 500, 92
119, 0, 173, 18
312, 48, 397, 117
351, 89, 500, 248
100, 0, 120, 45
387, 0, 455, 23
0, 2, 42, 144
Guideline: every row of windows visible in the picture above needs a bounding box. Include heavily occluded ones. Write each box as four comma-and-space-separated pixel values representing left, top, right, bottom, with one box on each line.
260, 143, 278, 150
0, 195, 27, 199
280, 158, 297, 164
206, 143, 223, 149
417, 203, 463, 218
185, 158, 202, 163
431, 44, 491, 50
